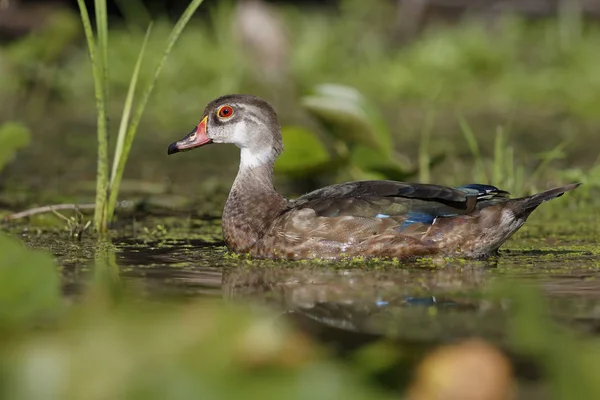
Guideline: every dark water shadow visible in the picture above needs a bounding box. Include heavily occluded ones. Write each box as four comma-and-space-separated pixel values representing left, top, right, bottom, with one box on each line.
112, 238, 226, 298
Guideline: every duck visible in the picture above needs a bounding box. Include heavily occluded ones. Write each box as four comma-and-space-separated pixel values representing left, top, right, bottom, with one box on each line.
167, 94, 580, 260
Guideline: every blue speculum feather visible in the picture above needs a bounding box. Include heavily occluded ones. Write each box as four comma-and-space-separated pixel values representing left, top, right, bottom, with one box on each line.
375, 297, 459, 308
399, 211, 438, 230
404, 296, 437, 306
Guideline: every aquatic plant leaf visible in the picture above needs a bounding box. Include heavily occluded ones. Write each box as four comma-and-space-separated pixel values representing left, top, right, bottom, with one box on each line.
301, 84, 392, 155
0, 122, 30, 173
275, 126, 332, 177
350, 145, 408, 181
0, 235, 60, 330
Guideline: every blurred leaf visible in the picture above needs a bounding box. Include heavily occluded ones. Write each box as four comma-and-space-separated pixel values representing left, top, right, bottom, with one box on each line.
114, 0, 151, 28
6, 9, 80, 64
275, 126, 333, 177
0, 235, 60, 331
0, 122, 30, 173
351, 340, 401, 376
301, 84, 392, 154
350, 145, 408, 181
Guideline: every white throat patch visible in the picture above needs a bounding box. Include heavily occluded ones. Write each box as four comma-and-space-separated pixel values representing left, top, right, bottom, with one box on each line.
230, 121, 250, 148
240, 147, 273, 169
231, 120, 273, 170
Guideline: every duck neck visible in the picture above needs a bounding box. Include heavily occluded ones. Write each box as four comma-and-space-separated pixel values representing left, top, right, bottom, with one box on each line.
222, 148, 287, 253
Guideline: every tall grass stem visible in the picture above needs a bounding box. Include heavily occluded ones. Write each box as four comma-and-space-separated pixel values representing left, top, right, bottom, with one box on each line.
418, 109, 435, 183
458, 113, 489, 183
109, 23, 153, 195
76, 0, 109, 233
493, 126, 505, 185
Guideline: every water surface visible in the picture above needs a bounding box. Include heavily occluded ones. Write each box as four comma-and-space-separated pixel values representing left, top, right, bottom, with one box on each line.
19, 210, 600, 340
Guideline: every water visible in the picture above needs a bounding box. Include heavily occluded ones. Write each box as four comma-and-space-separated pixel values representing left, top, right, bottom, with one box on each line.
20, 210, 599, 338
110, 237, 600, 341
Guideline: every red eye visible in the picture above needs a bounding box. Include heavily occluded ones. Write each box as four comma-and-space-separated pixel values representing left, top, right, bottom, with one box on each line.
217, 105, 234, 118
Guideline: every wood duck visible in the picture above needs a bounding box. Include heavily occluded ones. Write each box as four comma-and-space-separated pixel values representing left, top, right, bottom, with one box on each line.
167, 94, 580, 260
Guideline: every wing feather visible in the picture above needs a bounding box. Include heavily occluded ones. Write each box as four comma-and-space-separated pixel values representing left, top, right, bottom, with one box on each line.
291, 180, 510, 220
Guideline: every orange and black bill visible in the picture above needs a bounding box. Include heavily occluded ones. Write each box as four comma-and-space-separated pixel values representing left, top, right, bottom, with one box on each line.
167, 116, 211, 155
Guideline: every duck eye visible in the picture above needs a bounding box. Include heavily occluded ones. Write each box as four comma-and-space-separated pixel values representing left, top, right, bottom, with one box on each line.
217, 105, 234, 119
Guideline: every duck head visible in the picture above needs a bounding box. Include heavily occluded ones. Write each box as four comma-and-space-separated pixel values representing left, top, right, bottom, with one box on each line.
167, 94, 283, 169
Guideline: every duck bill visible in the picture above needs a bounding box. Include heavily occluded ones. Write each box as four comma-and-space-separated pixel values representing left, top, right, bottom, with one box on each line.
167, 116, 211, 155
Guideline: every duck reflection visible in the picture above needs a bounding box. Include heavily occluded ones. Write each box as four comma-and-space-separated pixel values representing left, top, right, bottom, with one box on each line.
222, 258, 511, 344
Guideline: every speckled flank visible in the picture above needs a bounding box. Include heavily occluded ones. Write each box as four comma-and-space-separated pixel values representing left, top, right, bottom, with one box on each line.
245, 201, 532, 260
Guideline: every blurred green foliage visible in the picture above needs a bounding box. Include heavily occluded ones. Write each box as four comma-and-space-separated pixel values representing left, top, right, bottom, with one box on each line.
0, 0, 599, 193
277, 84, 422, 182
4, 9, 80, 68
0, 234, 60, 332
276, 125, 332, 178
502, 283, 600, 399
0, 9, 80, 117
301, 84, 392, 153
0, 122, 30, 174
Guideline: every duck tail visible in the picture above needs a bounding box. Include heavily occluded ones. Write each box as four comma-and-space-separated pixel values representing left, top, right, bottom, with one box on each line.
509, 183, 581, 218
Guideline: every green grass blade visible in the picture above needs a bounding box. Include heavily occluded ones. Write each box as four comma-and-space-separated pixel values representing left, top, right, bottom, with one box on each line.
77, 0, 110, 233
105, 0, 205, 221
110, 23, 153, 191
457, 113, 489, 183
95, 0, 109, 95
418, 109, 435, 183
506, 146, 515, 191
75, 0, 96, 62
493, 126, 504, 185
527, 141, 568, 187
94, 0, 110, 227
